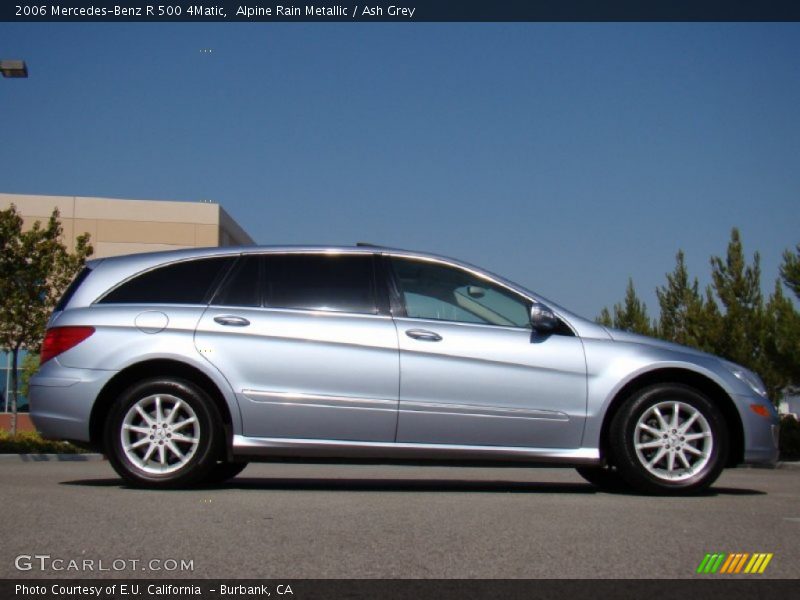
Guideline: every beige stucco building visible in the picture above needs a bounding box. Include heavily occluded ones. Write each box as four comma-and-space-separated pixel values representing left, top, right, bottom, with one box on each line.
0, 192, 254, 258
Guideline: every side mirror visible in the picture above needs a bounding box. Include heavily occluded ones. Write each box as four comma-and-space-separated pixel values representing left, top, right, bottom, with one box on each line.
530, 303, 558, 332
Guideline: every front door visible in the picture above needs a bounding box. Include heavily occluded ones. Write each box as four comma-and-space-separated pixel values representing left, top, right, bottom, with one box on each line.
388, 256, 587, 448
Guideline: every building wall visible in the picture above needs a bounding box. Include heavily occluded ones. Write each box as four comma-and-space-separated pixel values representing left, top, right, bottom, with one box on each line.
0, 193, 254, 258
0, 193, 255, 421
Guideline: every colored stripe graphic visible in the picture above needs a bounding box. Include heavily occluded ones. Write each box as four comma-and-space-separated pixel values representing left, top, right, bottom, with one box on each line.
758, 554, 773, 573
734, 553, 749, 573
720, 554, 736, 573
696, 554, 712, 574
698, 552, 773, 575
697, 553, 728, 573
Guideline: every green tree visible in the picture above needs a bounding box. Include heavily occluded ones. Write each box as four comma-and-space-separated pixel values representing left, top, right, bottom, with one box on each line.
709, 228, 764, 372
608, 278, 654, 335
761, 280, 800, 398
694, 284, 724, 355
780, 243, 800, 299
596, 306, 613, 327
0, 205, 92, 434
656, 250, 704, 346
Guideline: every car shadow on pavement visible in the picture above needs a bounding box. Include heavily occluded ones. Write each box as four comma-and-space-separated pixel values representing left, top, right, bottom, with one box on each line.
59, 477, 766, 496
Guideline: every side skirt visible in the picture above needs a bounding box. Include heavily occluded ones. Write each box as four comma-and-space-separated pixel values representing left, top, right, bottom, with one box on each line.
232, 435, 600, 466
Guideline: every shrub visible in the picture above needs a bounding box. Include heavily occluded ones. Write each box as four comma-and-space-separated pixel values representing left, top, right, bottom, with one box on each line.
0, 430, 88, 454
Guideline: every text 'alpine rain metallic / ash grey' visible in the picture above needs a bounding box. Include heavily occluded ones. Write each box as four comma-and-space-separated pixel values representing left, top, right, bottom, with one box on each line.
29, 245, 779, 493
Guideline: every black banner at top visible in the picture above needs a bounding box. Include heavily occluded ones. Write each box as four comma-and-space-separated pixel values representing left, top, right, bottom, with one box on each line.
3, 1, 800, 22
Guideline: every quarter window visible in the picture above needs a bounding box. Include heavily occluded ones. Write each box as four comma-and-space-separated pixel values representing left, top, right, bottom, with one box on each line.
263, 254, 377, 314
389, 258, 530, 328
99, 257, 235, 305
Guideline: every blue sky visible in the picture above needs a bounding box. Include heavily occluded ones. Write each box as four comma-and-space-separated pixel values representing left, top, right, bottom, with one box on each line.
1, 23, 798, 318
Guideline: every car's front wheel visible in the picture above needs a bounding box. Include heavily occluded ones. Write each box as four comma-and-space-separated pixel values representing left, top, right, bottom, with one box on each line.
609, 384, 728, 495
105, 378, 223, 489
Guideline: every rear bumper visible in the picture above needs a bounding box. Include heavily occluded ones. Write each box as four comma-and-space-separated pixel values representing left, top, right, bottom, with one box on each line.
29, 360, 117, 443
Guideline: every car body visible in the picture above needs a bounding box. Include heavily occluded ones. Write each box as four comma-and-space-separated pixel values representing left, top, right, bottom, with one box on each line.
29, 245, 779, 493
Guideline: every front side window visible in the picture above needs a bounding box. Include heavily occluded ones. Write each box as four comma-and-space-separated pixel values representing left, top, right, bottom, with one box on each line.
389, 257, 530, 328
99, 256, 234, 305
262, 253, 377, 314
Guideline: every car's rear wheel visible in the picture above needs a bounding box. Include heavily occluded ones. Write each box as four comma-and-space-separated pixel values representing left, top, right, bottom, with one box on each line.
609, 383, 728, 495
105, 378, 223, 489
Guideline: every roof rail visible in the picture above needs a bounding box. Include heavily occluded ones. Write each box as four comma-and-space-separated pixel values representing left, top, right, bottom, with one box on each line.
355, 242, 383, 248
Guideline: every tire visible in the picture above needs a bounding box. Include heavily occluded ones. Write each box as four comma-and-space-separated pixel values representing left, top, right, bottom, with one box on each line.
575, 465, 630, 492
205, 461, 249, 485
105, 377, 224, 489
609, 383, 728, 495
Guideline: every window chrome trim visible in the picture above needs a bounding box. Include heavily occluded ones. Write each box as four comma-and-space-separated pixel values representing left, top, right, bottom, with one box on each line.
208, 305, 395, 321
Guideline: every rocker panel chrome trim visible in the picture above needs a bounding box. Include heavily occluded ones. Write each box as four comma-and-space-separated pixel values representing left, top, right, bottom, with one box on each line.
231, 434, 600, 464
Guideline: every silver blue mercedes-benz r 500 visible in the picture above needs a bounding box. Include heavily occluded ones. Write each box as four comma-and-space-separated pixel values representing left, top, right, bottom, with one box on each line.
29, 245, 779, 493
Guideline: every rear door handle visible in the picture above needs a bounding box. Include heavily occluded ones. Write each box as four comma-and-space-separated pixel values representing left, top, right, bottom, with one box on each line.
405, 329, 442, 342
214, 315, 250, 327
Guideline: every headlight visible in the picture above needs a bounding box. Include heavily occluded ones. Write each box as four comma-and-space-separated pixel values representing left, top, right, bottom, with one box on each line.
723, 361, 768, 398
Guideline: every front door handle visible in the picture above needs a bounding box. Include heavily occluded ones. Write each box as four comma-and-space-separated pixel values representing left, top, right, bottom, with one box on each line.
405, 329, 442, 342
214, 315, 250, 327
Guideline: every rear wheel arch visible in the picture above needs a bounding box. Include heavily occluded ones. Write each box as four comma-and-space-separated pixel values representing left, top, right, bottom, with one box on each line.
598, 368, 744, 468
91, 359, 236, 458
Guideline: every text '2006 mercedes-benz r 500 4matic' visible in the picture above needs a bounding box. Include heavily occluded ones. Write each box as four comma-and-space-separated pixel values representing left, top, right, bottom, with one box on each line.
30, 245, 779, 494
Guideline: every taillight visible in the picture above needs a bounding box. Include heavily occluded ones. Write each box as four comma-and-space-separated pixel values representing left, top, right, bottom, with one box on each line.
40, 326, 95, 364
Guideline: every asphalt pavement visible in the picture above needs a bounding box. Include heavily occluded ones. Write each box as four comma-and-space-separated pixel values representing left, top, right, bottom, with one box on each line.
1, 460, 798, 579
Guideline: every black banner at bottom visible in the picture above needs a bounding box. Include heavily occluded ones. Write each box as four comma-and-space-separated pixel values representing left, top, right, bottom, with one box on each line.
3, 579, 799, 600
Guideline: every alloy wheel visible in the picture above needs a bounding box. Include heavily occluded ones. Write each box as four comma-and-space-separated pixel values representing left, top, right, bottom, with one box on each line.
633, 400, 713, 482
120, 393, 201, 475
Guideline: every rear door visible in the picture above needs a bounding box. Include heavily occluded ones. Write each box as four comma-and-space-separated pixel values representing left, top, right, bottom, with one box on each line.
195, 252, 400, 442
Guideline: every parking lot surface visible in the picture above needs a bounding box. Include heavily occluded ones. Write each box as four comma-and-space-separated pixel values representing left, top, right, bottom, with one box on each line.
1, 460, 798, 579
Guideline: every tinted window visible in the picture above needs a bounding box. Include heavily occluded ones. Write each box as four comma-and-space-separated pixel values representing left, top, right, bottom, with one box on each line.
390, 258, 530, 328
263, 254, 376, 314
100, 257, 235, 305
212, 255, 261, 307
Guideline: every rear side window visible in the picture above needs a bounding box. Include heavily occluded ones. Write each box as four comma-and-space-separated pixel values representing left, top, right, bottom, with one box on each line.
263, 254, 377, 314
212, 255, 262, 307
99, 257, 235, 305
55, 266, 92, 312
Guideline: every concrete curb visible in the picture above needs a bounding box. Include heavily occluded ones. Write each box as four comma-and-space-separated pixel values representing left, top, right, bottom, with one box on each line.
0, 453, 105, 462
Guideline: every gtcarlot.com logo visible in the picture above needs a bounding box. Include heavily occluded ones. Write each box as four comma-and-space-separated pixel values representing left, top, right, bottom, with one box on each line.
14, 554, 194, 573
696, 552, 774, 574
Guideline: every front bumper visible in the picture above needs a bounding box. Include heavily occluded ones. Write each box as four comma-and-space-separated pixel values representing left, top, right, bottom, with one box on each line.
735, 393, 780, 465
29, 360, 117, 444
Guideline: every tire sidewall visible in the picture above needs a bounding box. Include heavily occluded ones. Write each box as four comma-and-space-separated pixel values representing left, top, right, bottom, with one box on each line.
611, 384, 728, 494
105, 378, 222, 488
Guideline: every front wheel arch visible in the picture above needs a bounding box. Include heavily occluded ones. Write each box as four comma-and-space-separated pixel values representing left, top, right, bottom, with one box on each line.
597, 369, 744, 468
